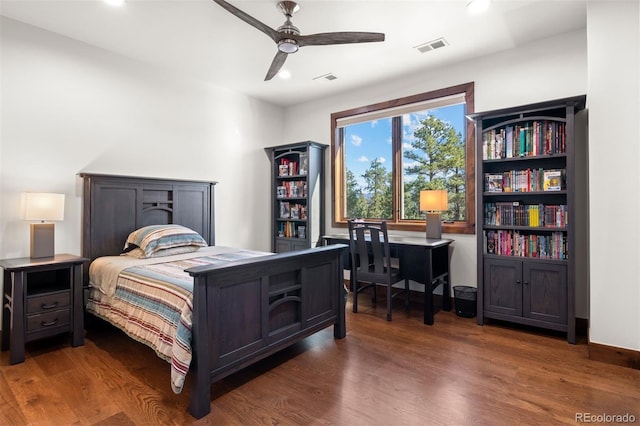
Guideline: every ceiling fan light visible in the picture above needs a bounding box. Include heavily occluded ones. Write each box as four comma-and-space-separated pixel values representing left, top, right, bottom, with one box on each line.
278, 69, 292, 79
278, 39, 299, 54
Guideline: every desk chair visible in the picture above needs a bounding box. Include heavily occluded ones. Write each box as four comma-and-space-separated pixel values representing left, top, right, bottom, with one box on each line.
348, 220, 410, 321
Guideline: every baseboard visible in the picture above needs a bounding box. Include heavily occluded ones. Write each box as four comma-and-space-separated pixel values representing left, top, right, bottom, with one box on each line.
588, 341, 640, 370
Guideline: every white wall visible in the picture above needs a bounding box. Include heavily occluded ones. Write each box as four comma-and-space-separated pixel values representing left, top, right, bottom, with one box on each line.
0, 17, 283, 328
283, 29, 589, 316
1, 17, 282, 256
586, 1, 640, 351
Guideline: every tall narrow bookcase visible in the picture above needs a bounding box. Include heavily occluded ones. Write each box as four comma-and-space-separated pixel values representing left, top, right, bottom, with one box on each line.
265, 141, 327, 253
471, 95, 586, 344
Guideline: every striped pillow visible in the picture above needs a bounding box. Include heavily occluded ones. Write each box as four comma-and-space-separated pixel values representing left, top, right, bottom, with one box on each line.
124, 225, 207, 258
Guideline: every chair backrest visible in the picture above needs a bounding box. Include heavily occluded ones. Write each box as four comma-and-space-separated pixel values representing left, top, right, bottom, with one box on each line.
348, 220, 392, 280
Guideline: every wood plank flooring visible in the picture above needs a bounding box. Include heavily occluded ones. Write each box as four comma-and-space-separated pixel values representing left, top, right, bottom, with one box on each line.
1, 295, 638, 425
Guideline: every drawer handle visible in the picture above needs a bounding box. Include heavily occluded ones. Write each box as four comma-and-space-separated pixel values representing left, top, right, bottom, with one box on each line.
41, 302, 59, 310
41, 319, 59, 327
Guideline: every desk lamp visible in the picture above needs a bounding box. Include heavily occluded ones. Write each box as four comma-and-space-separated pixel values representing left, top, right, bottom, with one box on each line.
419, 190, 448, 240
23, 192, 65, 258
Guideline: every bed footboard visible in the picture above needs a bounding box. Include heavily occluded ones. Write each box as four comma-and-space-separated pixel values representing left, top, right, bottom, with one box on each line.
185, 244, 347, 419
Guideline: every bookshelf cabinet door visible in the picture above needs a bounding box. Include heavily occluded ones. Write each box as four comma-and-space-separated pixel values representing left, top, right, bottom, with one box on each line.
523, 262, 567, 324
484, 258, 522, 317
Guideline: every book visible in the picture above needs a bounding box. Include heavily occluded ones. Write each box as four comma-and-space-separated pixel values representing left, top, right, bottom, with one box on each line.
279, 202, 290, 218
543, 169, 562, 191
299, 154, 308, 175
485, 174, 503, 192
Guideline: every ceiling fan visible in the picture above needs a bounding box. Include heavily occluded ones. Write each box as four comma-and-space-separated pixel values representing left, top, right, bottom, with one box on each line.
212, 0, 385, 81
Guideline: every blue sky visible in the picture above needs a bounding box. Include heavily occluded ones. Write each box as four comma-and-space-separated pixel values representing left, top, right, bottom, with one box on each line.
344, 103, 466, 189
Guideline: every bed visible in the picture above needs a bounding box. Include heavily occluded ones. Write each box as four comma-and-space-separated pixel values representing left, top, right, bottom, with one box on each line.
80, 173, 347, 419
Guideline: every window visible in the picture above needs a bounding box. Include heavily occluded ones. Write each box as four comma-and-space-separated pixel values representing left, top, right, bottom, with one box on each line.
331, 82, 475, 234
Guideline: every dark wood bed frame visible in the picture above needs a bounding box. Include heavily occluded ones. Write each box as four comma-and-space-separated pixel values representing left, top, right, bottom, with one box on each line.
80, 173, 347, 419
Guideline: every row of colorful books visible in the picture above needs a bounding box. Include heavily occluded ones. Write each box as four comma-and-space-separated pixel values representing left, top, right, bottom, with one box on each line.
279, 201, 307, 220
482, 120, 566, 160
277, 222, 306, 239
484, 202, 568, 227
278, 154, 308, 177
276, 181, 307, 198
484, 230, 567, 260
484, 169, 565, 193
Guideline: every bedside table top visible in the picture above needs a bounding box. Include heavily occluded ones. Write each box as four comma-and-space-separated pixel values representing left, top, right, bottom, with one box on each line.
0, 254, 88, 271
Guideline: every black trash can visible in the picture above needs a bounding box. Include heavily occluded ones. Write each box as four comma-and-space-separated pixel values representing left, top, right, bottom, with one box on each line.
453, 286, 477, 318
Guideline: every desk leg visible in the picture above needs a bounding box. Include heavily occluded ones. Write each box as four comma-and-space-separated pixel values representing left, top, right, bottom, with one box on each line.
10, 271, 25, 364
443, 246, 452, 312
423, 252, 434, 325
423, 287, 434, 325
1, 271, 10, 351
442, 275, 452, 312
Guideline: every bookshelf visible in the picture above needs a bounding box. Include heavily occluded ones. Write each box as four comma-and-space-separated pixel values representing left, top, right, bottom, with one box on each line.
265, 141, 327, 253
471, 95, 586, 344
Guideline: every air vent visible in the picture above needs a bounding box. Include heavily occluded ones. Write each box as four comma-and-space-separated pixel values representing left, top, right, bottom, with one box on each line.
313, 73, 337, 81
414, 37, 449, 53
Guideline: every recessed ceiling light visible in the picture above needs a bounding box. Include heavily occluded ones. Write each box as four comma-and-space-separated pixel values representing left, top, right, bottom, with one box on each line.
104, 0, 125, 6
467, 0, 491, 14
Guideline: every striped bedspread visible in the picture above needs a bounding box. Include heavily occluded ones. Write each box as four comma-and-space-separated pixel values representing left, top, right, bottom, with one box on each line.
86, 246, 269, 394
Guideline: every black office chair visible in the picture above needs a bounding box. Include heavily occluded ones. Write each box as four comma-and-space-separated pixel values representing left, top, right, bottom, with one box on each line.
348, 220, 410, 321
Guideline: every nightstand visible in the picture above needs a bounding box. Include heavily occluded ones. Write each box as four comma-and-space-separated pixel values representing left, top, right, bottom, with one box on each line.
1, 254, 88, 364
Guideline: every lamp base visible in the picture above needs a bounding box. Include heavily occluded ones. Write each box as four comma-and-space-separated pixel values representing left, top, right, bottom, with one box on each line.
30, 223, 55, 258
426, 213, 442, 240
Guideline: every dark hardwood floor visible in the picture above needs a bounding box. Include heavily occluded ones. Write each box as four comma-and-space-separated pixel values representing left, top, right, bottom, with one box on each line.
1, 294, 638, 425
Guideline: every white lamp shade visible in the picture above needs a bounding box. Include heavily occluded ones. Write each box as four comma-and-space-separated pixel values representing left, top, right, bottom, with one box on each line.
419, 190, 448, 212
23, 192, 65, 221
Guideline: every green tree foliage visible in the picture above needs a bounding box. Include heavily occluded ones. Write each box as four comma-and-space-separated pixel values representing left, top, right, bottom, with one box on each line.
404, 115, 466, 221
345, 114, 465, 221
361, 158, 392, 219
345, 169, 367, 218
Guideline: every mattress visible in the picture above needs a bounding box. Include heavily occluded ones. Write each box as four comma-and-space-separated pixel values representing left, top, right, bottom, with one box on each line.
86, 246, 270, 393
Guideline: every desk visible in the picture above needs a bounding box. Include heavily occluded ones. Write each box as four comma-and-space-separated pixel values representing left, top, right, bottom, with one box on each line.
322, 234, 453, 325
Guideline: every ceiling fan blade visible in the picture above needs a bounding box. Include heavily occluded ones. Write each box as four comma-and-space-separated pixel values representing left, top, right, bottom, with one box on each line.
297, 32, 385, 47
212, 0, 279, 43
265, 51, 289, 81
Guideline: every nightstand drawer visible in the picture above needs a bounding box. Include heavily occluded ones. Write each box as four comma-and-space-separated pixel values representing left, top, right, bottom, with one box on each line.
26, 309, 70, 333
27, 290, 70, 314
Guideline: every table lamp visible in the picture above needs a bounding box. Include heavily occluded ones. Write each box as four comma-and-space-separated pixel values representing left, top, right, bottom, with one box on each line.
419, 189, 448, 240
23, 192, 65, 258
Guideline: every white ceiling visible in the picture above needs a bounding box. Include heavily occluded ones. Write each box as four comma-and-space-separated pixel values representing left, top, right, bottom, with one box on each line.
1, 0, 587, 107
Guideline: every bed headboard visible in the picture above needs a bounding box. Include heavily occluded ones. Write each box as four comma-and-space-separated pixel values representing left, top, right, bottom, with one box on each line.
80, 173, 217, 265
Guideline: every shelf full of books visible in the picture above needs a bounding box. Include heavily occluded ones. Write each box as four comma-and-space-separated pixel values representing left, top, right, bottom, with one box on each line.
484, 202, 567, 228
484, 168, 565, 193
484, 229, 567, 260
482, 120, 566, 160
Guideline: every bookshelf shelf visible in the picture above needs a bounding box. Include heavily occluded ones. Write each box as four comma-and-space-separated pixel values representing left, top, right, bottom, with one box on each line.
471, 95, 586, 344
266, 141, 327, 253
